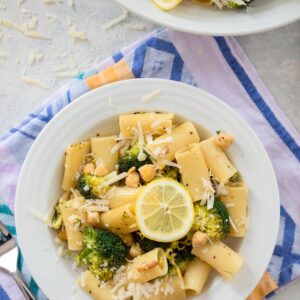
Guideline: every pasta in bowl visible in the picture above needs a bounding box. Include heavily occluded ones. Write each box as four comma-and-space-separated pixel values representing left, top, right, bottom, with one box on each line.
15, 78, 279, 300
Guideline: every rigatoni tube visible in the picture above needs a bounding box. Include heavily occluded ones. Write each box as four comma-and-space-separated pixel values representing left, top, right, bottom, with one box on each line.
192, 240, 244, 280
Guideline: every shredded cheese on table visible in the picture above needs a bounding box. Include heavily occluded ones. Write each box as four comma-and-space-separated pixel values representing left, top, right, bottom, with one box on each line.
55, 70, 78, 78
21, 76, 50, 90
28, 51, 44, 65
0, 52, 7, 59
42, 0, 55, 4
125, 23, 145, 31
102, 10, 128, 30
68, 26, 87, 41
0, 18, 51, 40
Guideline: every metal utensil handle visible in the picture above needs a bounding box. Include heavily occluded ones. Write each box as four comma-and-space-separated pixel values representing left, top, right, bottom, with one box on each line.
13, 272, 36, 300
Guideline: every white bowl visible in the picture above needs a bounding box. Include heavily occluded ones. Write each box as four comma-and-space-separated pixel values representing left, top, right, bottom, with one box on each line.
115, 0, 300, 36
15, 78, 280, 300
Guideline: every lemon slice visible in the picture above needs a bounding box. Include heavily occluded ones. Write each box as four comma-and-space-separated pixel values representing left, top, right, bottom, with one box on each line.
152, 0, 183, 11
136, 178, 194, 242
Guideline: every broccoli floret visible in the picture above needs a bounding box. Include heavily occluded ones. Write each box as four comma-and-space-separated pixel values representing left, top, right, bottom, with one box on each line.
118, 143, 151, 173
226, 0, 253, 8
51, 204, 63, 230
77, 173, 107, 199
193, 199, 230, 240
78, 227, 128, 281
168, 247, 194, 276
133, 232, 170, 252
156, 166, 181, 181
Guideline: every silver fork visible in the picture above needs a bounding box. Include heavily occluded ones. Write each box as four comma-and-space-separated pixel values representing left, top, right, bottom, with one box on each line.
0, 221, 35, 300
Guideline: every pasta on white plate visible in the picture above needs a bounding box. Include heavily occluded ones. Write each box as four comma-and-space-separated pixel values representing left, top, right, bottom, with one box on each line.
49, 112, 248, 300
152, 0, 254, 12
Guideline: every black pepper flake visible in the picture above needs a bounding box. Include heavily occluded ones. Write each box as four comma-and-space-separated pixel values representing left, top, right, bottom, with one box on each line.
89, 290, 92, 294
186, 183, 189, 187
96, 133, 100, 137
213, 256, 216, 259
190, 131, 193, 135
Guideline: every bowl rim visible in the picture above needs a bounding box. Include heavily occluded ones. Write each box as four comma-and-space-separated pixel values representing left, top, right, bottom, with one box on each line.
15, 78, 280, 300
114, 0, 300, 36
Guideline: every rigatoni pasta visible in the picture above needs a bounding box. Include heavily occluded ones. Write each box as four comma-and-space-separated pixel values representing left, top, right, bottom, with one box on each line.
91, 135, 118, 172
192, 240, 244, 280
50, 112, 248, 300
183, 258, 211, 295
221, 184, 248, 237
61, 141, 91, 190
175, 143, 210, 201
200, 136, 237, 183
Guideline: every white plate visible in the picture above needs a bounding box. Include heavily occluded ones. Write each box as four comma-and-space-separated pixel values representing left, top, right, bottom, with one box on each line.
115, 0, 300, 36
15, 79, 280, 300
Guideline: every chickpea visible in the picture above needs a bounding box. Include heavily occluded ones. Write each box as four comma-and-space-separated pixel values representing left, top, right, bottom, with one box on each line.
138, 164, 156, 182
129, 244, 143, 258
121, 233, 134, 247
94, 164, 109, 176
192, 231, 208, 248
215, 132, 235, 149
82, 163, 95, 174
57, 228, 67, 241
125, 171, 140, 188
86, 211, 100, 226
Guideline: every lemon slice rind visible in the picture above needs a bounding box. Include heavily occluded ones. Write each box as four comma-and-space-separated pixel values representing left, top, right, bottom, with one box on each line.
136, 178, 194, 242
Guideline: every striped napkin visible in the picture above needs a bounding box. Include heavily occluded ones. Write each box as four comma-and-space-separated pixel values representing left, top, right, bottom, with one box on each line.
0, 28, 300, 300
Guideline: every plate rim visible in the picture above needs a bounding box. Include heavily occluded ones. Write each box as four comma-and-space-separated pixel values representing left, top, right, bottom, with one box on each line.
15, 78, 280, 300
114, 0, 300, 36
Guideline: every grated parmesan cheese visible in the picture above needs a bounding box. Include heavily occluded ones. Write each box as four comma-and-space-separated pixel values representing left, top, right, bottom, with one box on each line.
0, 52, 7, 59
97, 172, 128, 189
55, 70, 78, 78
53, 64, 68, 72
151, 136, 173, 145
42, 0, 55, 4
46, 13, 58, 22
57, 246, 64, 257
21, 76, 50, 90
108, 95, 117, 109
161, 159, 181, 169
111, 140, 127, 154
151, 118, 164, 129
216, 182, 228, 196
145, 133, 153, 144
125, 23, 145, 31
225, 203, 235, 208
137, 121, 147, 161
21, 8, 33, 16
79, 272, 87, 288
0, 2, 6, 10
68, 26, 87, 41
28, 51, 44, 65
102, 9, 128, 30
27, 16, 38, 30
17, 0, 26, 6
229, 216, 238, 232
142, 89, 161, 103
28, 209, 51, 225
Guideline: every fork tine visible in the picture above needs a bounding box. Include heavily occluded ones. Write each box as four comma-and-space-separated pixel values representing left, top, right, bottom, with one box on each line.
0, 221, 9, 237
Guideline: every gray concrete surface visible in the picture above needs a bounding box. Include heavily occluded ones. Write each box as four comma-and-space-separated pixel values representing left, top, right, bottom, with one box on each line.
0, 0, 299, 299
